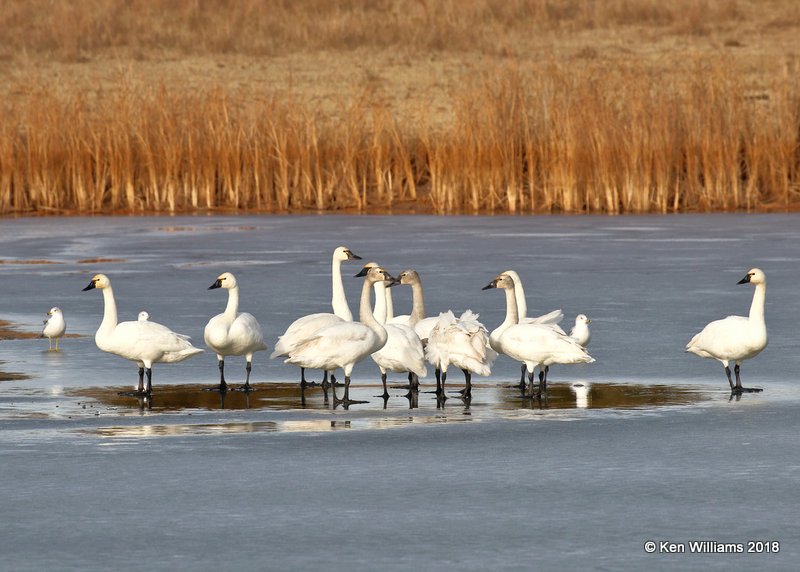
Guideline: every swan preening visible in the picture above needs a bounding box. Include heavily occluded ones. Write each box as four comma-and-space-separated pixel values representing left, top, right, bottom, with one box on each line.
425, 309, 496, 398
82, 274, 203, 395
686, 268, 767, 393
271, 246, 361, 387
483, 273, 594, 397
284, 265, 393, 405
205, 272, 267, 392
42, 307, 66, 351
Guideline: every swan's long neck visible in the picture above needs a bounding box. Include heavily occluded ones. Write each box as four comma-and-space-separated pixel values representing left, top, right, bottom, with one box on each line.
360, 279, 387, 345
503, 287, 520, 327
409, 282, 425, 326
372, 281, 388, 324
385, 286, 395, 321
99, 286, 118, 333
514, 280, 528, 320
749, 282, 766, 322
489, 286, 519, 350
331, 257, 353, 321
224, 286, 240, 319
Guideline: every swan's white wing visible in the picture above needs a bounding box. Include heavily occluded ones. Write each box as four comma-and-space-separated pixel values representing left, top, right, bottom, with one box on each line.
686, 315, 765, 360
372, 324, 427, 376
104, 320, 202, 363
271, 312, 342, 358
286, 322, 380, 370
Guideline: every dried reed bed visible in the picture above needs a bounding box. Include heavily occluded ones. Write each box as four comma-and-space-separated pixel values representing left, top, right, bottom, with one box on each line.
1, 62, 798, 215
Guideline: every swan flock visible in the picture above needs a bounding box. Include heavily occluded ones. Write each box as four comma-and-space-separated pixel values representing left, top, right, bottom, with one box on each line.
46, 248, 766, 401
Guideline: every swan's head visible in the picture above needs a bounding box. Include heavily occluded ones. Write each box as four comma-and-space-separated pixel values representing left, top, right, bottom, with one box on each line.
361, 266, 394, 285
138, 311, 150, 322
575, 314, 591, 325
737, 268, 766, 286
333, 246, 362, 262
82, 274, 110, 291
354, 261, 379, 277
209, 271, 237, 290
397, 269, 420, 286
482, 273, 515, 291
47, 307, 62, 316
501, 270, 521, 285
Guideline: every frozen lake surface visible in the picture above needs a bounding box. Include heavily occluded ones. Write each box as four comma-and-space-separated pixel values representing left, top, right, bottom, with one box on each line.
1, 214, 799, 570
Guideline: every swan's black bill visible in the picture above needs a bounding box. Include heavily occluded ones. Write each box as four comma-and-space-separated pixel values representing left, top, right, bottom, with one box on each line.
386, 277, 401, 287
737, 274, 752, 284
347, 251, 362, 260
482, 280, 498, 290
354, 267, 369, 277
208, 279, 223, 290
82, 281, 96, 291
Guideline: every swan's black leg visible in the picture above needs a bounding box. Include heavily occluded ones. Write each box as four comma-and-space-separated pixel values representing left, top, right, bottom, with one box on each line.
300, 367, 308, 389
440, 370, 448, 400
237, 361, 252, 392
145, 368, 153, 395
377, 372, 390, 399
538, 366, 549, 393
731, 363, 764, 393
519, 364, 527, 393
218, 360, 228, 392
724, 366, 734, 390
320, 370, 329, 391
527, 370, 539, 399
137, 367, 145, 394
458, 369, 472, 398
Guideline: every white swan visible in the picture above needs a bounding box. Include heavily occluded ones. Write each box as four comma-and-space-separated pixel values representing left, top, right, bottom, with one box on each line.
205, 272, 268, 392
389, 269, 440, 343
271, 246, 361, 387
496, 270, 566, 390
425, 309, 496, 398
357, 263, 427, 397
82, 274, 203, 395
285, 265, 392, 405
483, 273, 594, 397
570, 314, 592, 347
686, 268, 767, 393
42, 307, 66, 351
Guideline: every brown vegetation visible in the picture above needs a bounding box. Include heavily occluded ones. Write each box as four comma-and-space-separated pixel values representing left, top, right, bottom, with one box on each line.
1, 0, 799, 214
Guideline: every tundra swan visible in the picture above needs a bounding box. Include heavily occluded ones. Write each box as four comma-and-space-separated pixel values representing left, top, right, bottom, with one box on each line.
285, 266, 393, 406
82, 274, 203, 395
389, 269, 439, 343
205, 272, 268, 392
686, 268, 767, 393
42, 307, 66, 351
483, 273, 594, 397
357, 263, 427, 398
425, 309, 496, 399
498, 270, 565, 390
271, 246, 361, 387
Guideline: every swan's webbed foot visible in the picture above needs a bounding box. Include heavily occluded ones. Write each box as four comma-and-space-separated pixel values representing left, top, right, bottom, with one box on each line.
232, 382, 254, 392
731, 386, 764, 394
203, 381, 228, 393
375, 390, 391, 399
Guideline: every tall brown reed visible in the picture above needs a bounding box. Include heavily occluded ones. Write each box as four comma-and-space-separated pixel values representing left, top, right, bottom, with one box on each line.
1, 61, 799, 215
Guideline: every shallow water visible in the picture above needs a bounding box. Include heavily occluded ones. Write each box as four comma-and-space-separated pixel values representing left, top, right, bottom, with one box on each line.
1, 214, 799, 570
